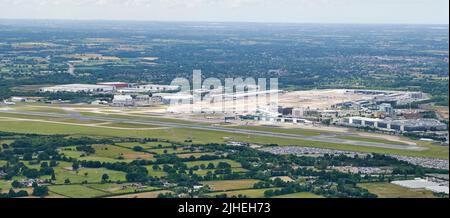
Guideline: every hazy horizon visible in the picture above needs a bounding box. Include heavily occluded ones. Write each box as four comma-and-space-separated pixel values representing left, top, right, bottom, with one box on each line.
0, 0, 448, 25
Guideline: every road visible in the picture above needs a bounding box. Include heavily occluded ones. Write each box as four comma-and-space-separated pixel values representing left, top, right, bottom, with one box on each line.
1, 109, 426, 151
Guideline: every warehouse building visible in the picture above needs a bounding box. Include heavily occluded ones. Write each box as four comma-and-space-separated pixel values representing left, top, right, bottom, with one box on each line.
112, 95, 134, 107
40, 84, 115, 93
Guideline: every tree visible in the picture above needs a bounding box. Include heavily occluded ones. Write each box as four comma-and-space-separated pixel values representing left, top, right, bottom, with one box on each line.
133, 146, 144, 152
125, 166, 148, 182
11, 180, 23, 189
32, 186, 49, 197
72, 162, 80, 171
64, 178, 71, 184
101, 174, 110, 183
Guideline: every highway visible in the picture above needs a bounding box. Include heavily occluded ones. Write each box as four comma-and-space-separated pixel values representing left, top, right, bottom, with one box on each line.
1, 109, 426, 151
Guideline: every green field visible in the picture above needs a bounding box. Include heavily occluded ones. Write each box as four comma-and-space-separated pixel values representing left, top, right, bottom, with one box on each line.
0, 160, 7, 167
201, 179, 260, 191
86, 183, 159, 195
228, 125, 327, 137
116, 142, 173, 150
185, 159, 242, 168
99, 122, 162, 129
109, 190, 172, 198
207, 188, 280, 198
145, 166, 168, 178
194, 168, 248, 176
0, 111, 448, 159
272, 192, 324, 198
336, 136, 407, 145
52, 162, 127, 184
49, 185, 109, 198
357, 183, 436, 198
91, 144, 154, 160
0, 180, 12, 191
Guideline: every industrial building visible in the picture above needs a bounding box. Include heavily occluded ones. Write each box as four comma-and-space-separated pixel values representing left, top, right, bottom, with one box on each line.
342, 117, 447, 132
155, 93, 193, 105
112, 95, 134, 107
97, 82, 129, 88
40, 84, 115, 93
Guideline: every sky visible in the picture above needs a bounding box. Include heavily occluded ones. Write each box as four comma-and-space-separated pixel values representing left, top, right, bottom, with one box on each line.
0, 0, 448, 24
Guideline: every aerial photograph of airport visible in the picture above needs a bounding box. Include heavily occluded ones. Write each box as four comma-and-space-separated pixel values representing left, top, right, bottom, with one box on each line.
0, 0, 448, 204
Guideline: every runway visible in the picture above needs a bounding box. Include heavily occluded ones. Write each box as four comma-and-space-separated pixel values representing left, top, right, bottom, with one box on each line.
1, 110, 426, 151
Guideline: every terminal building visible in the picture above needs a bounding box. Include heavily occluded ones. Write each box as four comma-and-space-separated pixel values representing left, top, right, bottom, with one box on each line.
342, 117, 447, 132
131, 84, 181, 93
40, 84, 115, 93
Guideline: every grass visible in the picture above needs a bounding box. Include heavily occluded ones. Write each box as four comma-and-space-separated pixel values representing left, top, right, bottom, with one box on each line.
148, 147, 193, 155
87, 183, 159, 195
0, 180, 12, 191
0, 160, 7, 167
59, 147, 85, 158
108, 190, 172, 198
207, 188, 280, 198
357, 183, 437, 198
177, 152, 216, 158
228, 125, 326, 137
272, 192, 324, 198
99, 122, 162, 129
116, 142, 173, 150
0, 112, 447, 159
48, 185, 109, 198
194, 168, 248, 176
201, 179, 260, 191
53, 162, 127, 184
145, 166, 168, 178
12, 105, 69, 114
77, 156, 134, 163
91, 144, 154, 160
336, 136, 407, 145
185, 159, 242, 168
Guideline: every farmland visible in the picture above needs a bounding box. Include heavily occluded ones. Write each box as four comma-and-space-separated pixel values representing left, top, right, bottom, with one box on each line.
357, 183, 437, 198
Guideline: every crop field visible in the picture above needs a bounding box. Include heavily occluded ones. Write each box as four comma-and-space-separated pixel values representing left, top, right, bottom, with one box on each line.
357, 183, 436, 198
201, 179, 260, 191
